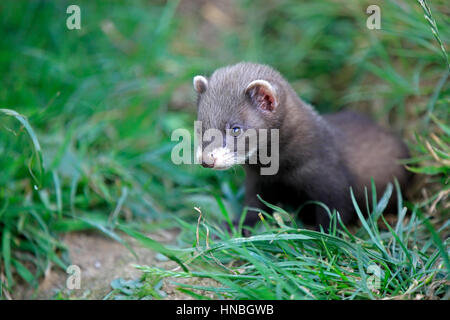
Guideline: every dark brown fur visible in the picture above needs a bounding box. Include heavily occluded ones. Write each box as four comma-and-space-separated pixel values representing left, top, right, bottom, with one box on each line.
195, 62, 411, 231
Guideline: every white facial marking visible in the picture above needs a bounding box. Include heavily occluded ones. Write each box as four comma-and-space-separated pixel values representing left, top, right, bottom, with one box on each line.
209, 147, 235, 170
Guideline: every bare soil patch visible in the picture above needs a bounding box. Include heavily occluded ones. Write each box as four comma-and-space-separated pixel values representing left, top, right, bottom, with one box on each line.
13, 229, 217, 300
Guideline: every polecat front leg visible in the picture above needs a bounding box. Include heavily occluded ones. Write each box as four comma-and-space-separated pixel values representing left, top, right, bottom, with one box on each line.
234, 168, 273, 234
298, 160, 355, 231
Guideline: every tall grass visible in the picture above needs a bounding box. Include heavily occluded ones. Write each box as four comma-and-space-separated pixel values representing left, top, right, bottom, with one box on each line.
130, 183, 448, 300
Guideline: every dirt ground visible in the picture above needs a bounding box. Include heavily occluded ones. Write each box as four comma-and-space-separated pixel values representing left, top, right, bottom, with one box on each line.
10, 213, 405, 300
12, 229, 217, 300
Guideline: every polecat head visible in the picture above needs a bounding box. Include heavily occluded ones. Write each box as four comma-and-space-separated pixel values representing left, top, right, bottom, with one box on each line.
193, 62, 286, 170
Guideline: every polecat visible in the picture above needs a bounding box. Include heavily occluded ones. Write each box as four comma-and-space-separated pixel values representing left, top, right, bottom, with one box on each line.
193, 62, 411, 231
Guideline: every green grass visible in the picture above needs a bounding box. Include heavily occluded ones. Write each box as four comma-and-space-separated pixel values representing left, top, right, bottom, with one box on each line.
130, 183, 448, 300
0, 0, 448, 299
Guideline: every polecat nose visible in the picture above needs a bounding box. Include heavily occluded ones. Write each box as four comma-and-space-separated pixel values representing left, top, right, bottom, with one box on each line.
201, 161, 214, 168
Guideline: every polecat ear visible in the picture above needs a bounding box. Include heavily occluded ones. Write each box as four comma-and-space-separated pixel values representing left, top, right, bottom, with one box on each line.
245, 80, 278, 112
193, 75, 208, 94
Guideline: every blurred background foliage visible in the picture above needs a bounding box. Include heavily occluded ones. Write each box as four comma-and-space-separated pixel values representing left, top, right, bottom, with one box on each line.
0, 0, 448, 297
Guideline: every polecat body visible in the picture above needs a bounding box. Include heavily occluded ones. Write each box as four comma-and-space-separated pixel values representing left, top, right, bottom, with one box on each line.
193, 62, 411, 230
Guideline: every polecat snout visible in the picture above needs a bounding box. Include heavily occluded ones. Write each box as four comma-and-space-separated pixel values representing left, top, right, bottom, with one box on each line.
193, 62, 411, 231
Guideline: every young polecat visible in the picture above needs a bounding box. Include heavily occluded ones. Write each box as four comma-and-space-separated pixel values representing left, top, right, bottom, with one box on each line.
193, 62, 411, 231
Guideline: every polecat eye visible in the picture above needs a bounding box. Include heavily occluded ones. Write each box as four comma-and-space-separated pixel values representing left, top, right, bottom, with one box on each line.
230, 126, 242, 137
